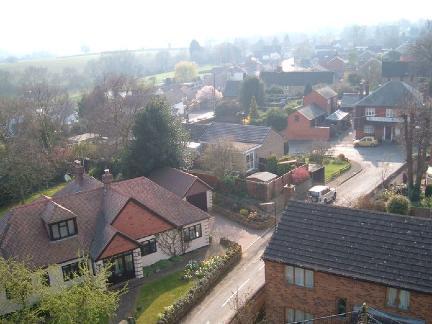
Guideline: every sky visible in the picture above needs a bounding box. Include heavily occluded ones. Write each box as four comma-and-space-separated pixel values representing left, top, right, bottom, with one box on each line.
1, 0, 431, 56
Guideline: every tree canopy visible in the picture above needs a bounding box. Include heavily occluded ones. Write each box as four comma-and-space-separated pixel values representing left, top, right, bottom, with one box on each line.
174, 61, 198, 83
121, 96, 190, 177
239, 77, 265, 112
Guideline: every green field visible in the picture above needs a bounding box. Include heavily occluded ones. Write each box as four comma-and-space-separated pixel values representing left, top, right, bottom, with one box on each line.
325, 160, 351, 183
135, 271, 194, 324
145, 64, 216, 84
0, 182, 67, 218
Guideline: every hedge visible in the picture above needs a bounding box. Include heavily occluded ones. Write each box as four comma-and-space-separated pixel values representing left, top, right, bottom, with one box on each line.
157, 239, 242, 324
212, 205, 275, 230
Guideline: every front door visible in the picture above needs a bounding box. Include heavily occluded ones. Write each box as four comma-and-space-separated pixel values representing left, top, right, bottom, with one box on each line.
106, 252, 135, 284
384, 126, 392, 141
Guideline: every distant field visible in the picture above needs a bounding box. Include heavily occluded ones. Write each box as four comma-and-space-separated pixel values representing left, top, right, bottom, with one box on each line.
145, 64, 216, 84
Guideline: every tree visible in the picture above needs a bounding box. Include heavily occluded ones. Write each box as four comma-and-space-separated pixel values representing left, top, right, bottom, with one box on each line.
265, 108, 287, 131
387, 195, 410, 215
195, 86, 222, 105
411, 21, 432, 77
401, 100, 432, 201
85, 52, 144, 81
348, 73, 362, 86
239, 77, 265, 112
122, 96, 190, 177
189, 39, 204, 63
215, 42, 242, 64
155, 229, 190, 257
248, 96, 259, 123
174, 61, 198, 83
200, 140, 236, 178
214, 99, 243, 123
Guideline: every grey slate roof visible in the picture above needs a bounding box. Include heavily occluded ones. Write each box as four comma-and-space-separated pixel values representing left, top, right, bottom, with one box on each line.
263, 201, 432, 293
355, 80, 423, 108
315, 86, 337, 99
188, 122, 272, 145
260, 71, 335, 87
224, 80, 241, 98
382, 61, 413, 78
340, 93, 361, 108
296, 104, 327, 120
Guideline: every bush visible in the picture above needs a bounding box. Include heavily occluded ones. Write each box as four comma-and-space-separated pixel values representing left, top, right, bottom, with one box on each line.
239, 209, 249, 217
337, 153, 346, 161
291, 167, 310, 184
425, 184, 432, 198
264, 108, 287, 131
387, 195, 410, 215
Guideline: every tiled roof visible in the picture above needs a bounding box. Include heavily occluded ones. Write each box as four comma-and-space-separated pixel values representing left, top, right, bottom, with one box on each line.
314, 86, 337, 99
191, 122, 272, 144
340, 93, 361, 108
54, 174, 103, 197
224, 80, 241, 98
263, 201, 432, 293
296, 104, 327, 120
260, 71, 335, 87
355, 81, 423, 107
382, 61, 413, 78
41, 200, 78, 224
148, 167, 212, 198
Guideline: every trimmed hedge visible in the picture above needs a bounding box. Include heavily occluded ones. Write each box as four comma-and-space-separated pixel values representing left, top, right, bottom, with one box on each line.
212, 205, 275, 230
157, 239, 242, 324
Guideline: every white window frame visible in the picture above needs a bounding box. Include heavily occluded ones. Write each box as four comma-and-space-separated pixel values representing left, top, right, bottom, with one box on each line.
286, 308, 314, 324
386, 287, 410, 310
245, 150, 256, 171
364, 125, 374, 134
365, 107, 375, 117
386, 108, 395, 118
285, 265, 314, 288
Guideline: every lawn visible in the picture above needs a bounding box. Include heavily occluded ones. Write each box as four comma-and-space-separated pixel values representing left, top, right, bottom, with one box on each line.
325, 160, 351, 183
145, 64, 216, 84
135, 270, 194, 324
0, 182, 67, 218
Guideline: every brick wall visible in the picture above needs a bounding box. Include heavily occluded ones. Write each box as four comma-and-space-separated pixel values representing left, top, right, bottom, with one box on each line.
256, 130, 285, 160
284, 112, 330, 141
303, 90, 335, 114
264, 260, 432, 323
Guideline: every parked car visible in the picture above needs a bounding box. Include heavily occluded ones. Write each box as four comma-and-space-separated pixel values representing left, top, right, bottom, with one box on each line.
307, 185, 336, 204
353, 136, 378, 147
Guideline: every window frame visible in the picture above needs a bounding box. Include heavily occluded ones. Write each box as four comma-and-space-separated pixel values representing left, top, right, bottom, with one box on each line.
385, 108, 395, 118
285, 265, 314, 288
62, 261, 85, 281
49, 218, 77, 241
386, 287, 410, 310
245, 151, 255, 171
363, 125, 374, 134
140, 238, 157, 256
365, 107, 376, 117
183, 223, 202, 242
285, 308, 314, 324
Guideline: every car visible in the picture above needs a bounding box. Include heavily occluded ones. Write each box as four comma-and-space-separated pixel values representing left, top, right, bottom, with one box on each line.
307, 185, 336, 204
353, 136, 378, 147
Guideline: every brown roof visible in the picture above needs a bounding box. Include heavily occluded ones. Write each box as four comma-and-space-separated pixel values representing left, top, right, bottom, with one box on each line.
148, 167, 212, 198
0, 175, 211, 267
54, 174, 103, 197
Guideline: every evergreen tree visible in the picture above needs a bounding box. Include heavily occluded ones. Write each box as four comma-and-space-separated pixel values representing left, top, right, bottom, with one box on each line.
122, 96, 190, 177
239, 77, 265, 112
248, 96, 259, 123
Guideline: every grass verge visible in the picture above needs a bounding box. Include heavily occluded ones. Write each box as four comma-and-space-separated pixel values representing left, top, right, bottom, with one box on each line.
325, 160, 351, 183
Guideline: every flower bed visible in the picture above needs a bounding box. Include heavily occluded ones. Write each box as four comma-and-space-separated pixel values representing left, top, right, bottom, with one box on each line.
156, 239, 242, 324
212, 205, 275, 230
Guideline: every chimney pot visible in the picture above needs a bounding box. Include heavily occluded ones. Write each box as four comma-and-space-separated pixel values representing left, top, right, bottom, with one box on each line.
102, 169, 113, 187
73, 160, 84, 183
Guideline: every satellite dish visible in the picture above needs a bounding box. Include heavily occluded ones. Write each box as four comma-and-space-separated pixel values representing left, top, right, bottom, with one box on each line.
64, 174, 72, 182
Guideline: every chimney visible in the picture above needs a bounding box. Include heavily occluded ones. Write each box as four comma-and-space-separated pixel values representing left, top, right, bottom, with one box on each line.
73, 160, 84, 183
102, 169, 113, 189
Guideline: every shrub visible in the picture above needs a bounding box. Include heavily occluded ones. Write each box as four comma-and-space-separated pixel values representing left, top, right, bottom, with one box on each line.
291, 167, 310, 184
239, 209, 249, 217
425, 184, 432, 198
338, 153, 346, 161
387, 195, 410, 215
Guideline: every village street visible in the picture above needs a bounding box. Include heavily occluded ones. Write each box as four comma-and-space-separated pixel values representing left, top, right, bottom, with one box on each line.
182, 136, 406, 324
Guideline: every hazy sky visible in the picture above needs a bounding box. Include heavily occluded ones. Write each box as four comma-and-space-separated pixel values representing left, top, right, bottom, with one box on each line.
1, 0, 431, 55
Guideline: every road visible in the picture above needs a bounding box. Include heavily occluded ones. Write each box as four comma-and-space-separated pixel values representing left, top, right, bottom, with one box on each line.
182, 134, 406, 324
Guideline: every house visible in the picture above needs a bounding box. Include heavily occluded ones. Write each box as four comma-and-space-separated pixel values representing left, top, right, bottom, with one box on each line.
320, 56, 345, 79
148, 167, 213, 212
303, 86, 338, 114
353, 80, 423, 141
0, 164, 210, 314
284, 104, 330, 141
263, 201, 432, 323
260, 71, 335, 88
223, 80, 241, 99
382, 61, 415, 82
187, 122, 285, 174
340, 93, 361, 112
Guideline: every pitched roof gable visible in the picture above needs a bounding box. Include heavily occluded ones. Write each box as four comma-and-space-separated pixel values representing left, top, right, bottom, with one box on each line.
54, 174, 103, 197
200, 122, 272, 144
355, 81, 422, 107
314, 86, 337, 99
263, 201, 432, 293
296, 104, 327, 120
98, 232, 139, 260
41, 200, 77, 224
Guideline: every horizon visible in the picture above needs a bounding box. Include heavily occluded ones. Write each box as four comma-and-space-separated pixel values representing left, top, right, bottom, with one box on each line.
1, 0, 431, 57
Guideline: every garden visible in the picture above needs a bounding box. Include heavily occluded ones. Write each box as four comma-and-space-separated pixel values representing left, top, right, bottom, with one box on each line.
134, 239, 242, 324
323, 154, 351, 183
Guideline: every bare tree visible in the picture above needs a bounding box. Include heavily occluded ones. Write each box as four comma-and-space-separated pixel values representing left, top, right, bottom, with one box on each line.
411, 21, 432, 78
200, 140, 237, 177
230, 289, 266, 324
155, 229, 190, 257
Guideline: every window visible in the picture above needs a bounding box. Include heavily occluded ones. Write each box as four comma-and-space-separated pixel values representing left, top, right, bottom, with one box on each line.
183, 224, 202, 242
364, 125, 374, 134
246, 151, 255, 171
365, 107, 375, 116
387, 287, 410, 310
42, 271, 51, 287
285, 265, 314, 288
337, 298, 347, 317
141, 238, 157, 256
386, 109, 395, 118
49, 218, 77, 241
62, 261, 85, 281
286, 308, 314, 323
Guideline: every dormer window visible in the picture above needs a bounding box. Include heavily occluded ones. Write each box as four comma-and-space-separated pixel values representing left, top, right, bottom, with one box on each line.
49, 218, 77, 241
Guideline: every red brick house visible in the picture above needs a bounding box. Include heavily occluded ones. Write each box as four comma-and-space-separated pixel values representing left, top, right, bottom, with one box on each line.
353, 80, 423, 141
0, 164, 211, 313
284, 104, 330, 141
321, 56, 345, 80
303, 86, 338, 115
263, 201, 432, 324
148, 167, 213, 211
